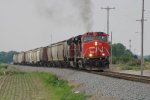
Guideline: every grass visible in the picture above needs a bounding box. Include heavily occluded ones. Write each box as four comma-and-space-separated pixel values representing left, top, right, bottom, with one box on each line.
0, 64, 19, 75
0, 65, 86, 100
118, 64, 141, 70
0, 71, 48, 100
0, 63, 8, 69
32, 72, 86, 100
112, 62, 150, 70
0, 63, 9, 75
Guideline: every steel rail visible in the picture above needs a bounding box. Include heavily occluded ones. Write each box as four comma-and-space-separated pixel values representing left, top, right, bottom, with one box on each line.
89, 70, 150, 84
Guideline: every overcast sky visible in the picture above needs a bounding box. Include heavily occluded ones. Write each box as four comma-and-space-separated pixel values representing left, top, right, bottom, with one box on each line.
0, 0, 150, 55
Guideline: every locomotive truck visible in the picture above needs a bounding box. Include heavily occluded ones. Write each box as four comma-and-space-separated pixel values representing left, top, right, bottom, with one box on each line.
13, 32, 109, 70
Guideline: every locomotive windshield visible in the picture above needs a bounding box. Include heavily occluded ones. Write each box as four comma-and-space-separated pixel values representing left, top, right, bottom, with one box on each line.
83, 35, 107, 42
83, 36, 94, 42
96, 35, 107, 42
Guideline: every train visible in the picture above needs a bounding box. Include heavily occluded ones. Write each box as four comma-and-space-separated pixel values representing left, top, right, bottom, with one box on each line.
13, 32, 109, 70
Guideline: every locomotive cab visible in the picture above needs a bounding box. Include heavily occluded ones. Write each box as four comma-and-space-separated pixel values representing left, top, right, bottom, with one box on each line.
79, 32, 109, 70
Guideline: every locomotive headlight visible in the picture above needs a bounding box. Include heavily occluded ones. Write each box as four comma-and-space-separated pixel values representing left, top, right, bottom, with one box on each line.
89, 53, 93, 57
95, 41, 98, 46
102, 53, 105, 56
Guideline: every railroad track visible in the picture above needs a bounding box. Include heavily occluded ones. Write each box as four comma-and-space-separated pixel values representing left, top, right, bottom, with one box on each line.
12, 65, 150, 84
45, 66, 150, 84
89, 70, 150, 84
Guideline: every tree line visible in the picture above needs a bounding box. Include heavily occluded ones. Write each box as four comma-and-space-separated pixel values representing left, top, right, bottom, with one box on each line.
109, 43, 140, 65
0, 51, 17, 64
0, 43, 147, 65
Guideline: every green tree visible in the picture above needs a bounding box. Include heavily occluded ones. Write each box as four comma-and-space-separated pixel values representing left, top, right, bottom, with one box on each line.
0, 51, 17, 63
109, 43, 135, 64
112, 43, 126, 57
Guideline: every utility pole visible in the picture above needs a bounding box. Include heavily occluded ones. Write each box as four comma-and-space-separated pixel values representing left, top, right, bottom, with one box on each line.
141, 0, 145, 76
136, 0, 146, 76
101, 6, 115, 35
129, 39, 132, 51
129, 39, 133, 64
111, 32, 113, 64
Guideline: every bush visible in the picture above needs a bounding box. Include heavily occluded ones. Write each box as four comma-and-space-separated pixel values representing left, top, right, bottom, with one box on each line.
0, 64, 8, 69
121, 65, 141, 70
0, 64, 19, 75
128, 59, 141, 66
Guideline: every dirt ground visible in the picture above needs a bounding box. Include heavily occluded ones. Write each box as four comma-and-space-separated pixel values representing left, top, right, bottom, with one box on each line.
0, 73, 49, 100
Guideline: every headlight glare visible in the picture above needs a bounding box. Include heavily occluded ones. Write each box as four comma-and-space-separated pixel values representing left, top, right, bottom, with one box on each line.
89, 54, 93, 57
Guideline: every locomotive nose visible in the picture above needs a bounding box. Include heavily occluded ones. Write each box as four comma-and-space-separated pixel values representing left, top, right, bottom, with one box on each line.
102, 53, 105, 56
89, 47, 96, 53
88, 47, 96, 57
89, 42, 107, 57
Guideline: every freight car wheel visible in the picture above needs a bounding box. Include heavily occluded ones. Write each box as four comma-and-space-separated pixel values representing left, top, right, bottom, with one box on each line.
64, 62, 70, 68
78, 60, 84, 69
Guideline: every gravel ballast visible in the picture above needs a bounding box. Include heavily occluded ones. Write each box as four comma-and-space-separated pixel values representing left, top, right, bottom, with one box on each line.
15, 65, 150, 100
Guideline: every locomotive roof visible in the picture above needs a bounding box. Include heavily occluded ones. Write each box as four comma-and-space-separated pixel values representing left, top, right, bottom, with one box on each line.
82, 32, 108, 36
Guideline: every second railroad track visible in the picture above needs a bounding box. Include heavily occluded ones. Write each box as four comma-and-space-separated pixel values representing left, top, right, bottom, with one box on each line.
89, 70, 150, 84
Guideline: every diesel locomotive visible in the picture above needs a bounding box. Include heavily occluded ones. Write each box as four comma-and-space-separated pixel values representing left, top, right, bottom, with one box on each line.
13, 32, 109, 70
